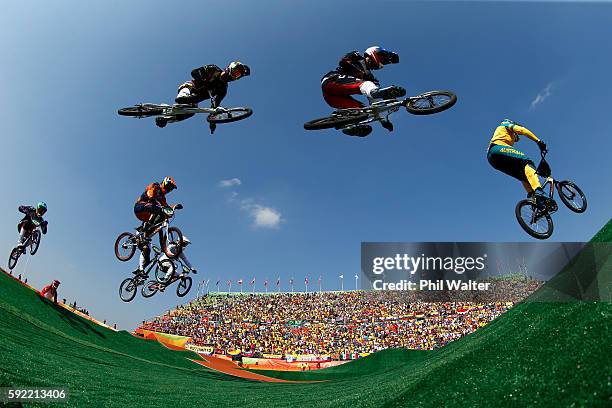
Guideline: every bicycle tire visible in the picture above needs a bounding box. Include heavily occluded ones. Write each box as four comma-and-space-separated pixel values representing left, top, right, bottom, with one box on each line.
119, 278, 138, 302
207, 107, 253, 124
115, 232, 137, 262
118, 105, 164, 118
163, 227, 183, 259
154, 259, 176, 284
141, 281, 160, 298
30, 230, 41, 255
176, 276, 192, 297
405, 90, 457, 115
557, 181, 587, 213
515, 200, 554, 240
8, 248, 20, 270
304, 113, 369, 130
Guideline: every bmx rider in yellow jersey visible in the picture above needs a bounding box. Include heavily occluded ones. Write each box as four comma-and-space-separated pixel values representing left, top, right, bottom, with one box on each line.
487, 119, 548, 205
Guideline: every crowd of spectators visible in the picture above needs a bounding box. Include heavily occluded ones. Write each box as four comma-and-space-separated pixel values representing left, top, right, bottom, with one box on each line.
140, 277, 542, 357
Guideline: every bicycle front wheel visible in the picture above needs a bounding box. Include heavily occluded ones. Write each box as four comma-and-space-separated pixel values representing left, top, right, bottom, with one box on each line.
141, 281, 160, 298
304, 113, 369, 130
515, 200, 554, 240
115, 232, 137, 262
118, 105, 164, 118
176, 276, 193, 297
8, 248, 20, 270
30, 230, 41, 255
207, 107, 253, 124
119, 278, 138, 302
405, 91, 457, 115
557, 181, 587, 213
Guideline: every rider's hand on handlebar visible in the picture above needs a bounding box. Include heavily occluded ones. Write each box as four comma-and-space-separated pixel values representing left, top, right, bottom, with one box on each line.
537, 139, 547, 152
209, 122, 217, 134
162, 206, 174, 217
173, 203, 183, 210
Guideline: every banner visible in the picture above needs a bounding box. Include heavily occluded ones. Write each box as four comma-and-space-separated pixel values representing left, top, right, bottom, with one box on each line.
185, 344, 214, 355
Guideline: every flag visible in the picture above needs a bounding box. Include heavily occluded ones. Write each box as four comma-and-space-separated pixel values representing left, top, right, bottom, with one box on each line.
289, 278, 294, 285
305, 277, 309, 285
264, 280, 268, 287
249, 278, 255, 286
226, 280, 232, 286
238, 279, 243, 285
339, 275, 344, 279
276, 277, 280, 286
216, 280, 221, 286
318, 276, 321, 284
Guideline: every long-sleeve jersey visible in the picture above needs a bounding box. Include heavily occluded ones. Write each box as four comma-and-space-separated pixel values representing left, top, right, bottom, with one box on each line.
136, 183, 168, 206
321, 51, 378, 85
18, 205, 47, 233
182, 64, 228, 107
489, 123, 540, 147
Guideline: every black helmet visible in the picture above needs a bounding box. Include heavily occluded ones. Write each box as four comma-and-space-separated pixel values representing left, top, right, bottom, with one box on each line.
226, 61, 250, 81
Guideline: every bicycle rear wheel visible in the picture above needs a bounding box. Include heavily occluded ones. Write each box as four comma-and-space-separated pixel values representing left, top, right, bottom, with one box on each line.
176, 276, 193, 297
118, 105, 164, 118
8, 248, 20, 270
207, 107, 253, 123
119, 278, 138, 302
405, 91, 457, 115
30, 230, 41, 255
515, 200, 553, 240
304, 113, 369, 130
141, 281, 160, 298
557, 181, 587, 213
115, 232, 137, 262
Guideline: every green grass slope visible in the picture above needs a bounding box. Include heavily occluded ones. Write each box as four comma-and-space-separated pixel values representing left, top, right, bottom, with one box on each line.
0, 219, 610, 407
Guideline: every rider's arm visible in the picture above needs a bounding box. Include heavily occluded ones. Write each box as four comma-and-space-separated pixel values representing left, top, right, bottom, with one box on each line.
212, 86, 227, 108
513, 125, 540, 143
18, 206, 34, 215
40, 220, 48, 234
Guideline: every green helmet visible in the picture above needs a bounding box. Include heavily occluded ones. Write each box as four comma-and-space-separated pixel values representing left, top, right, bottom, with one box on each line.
36, 201, 47, 215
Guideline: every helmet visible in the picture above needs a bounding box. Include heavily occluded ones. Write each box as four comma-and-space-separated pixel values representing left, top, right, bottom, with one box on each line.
226, 61, 250, 81
161, 176, 177, 192
52, 280, 60, 286
501, 118, 517, 127
36, 201, 47, 215
182, 235, 191, 246
364, 46, 399, 69
501, 119, 521, 141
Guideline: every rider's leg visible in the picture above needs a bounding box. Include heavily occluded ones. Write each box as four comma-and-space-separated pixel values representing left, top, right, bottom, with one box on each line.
179, 252, 195, 273
523, 164, 542, 192
17, 226, 29, 249
322, 80, 372, 137
359, 82, 405, 132
136, 242, 151, 274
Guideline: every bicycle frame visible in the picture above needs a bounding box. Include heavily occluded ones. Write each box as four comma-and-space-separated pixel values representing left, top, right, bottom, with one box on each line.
138, 103, 228, 117
337, 99, 405, 129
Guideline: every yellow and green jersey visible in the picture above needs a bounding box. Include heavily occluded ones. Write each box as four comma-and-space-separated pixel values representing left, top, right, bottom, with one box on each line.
489, 120, 540, 147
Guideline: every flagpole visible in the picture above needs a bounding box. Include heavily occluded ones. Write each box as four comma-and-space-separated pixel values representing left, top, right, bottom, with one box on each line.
340, 274, 344, 291
354, 274, 359, 290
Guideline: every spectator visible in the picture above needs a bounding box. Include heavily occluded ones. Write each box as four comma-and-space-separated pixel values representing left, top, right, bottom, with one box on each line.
40, 280, 61, 303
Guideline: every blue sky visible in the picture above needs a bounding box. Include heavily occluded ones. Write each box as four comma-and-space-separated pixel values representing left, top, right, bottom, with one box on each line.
0, 0, 610, 329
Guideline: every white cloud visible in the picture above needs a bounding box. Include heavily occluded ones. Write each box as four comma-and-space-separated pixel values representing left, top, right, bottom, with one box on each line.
219, 178, 242, 188
251, 206, 282, 229
239, 199, 282, 229
530, 83, 555, 109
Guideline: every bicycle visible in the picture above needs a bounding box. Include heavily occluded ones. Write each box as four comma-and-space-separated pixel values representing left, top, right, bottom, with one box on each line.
141, 266, 193, 298
8, 222, 43, 270
304, 90, 457, 133
118, 246, 175, 302
515, 150, 587, 239
118, 101, 252, 129
114, 204, 184, 262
